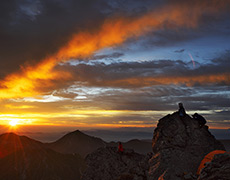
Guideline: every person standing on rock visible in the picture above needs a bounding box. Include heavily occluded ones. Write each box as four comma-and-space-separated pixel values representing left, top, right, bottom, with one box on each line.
118, 142, 124, 154
178, 102, 189, 135
178, 102, 186, 117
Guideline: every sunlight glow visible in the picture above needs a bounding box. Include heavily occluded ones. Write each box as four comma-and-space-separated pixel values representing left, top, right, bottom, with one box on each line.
9, 119, 19, 127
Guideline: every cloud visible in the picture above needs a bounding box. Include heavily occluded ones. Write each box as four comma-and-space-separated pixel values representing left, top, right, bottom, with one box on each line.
174, 49, 185, 53
0, 0, 109, 78
82, 52, 124, 61
1, 0, 230, 98
55, 54, 230, 89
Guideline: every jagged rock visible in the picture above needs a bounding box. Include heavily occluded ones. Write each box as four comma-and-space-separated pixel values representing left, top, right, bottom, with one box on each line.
81, 147, 151, 180
149, 112, 225, 180
198, 152, 230, 180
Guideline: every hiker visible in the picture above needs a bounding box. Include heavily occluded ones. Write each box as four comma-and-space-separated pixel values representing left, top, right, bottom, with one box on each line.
192, 113, 206, 128
178, 102, 186, 117
178, 102, 189, 134
118, 142, 124, 154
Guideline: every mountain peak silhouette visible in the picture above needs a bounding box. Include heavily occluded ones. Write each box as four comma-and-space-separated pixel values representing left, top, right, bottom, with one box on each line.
48, 130, 106, 157
149, 111, 225, 180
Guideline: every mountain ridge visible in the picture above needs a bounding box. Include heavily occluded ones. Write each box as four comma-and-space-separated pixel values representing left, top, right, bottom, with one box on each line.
46, 129, 106, 157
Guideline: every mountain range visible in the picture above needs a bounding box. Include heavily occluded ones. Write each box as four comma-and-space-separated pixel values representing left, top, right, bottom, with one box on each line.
0, 127, 229, 180
0, 130, 154, 180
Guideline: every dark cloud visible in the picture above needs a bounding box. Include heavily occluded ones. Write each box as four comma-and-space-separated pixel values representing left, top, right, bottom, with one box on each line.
142, 29, 199, 48
0, 0, 110, 78
0, 0, 164, 79
2, 0, 230, 79
174, 49, 185, 53
55, 52, 230, 90
45, 53, 230, 116
53, 91, 77, 99
81, 52, 124, 61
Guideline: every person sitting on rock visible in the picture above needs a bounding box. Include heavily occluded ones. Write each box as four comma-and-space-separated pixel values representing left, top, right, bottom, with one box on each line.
178, 102, 186, 117
192, 113, 206, 128
118, 142, 124, 154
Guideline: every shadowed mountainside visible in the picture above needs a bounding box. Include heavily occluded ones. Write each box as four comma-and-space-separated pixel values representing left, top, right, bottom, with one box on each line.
0, 133, 85, 180
47, 130, 106, 157
0, 148, 85, 180
0, 133, 44, 158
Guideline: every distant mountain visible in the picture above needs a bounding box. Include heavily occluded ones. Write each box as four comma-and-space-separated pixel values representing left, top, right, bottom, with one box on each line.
0, 148, 85, 180
220, 140, 230, 151
47, 130, 106, 157
0, 133, 43, 158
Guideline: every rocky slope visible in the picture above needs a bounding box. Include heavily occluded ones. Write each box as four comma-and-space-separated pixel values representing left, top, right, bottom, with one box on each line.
81, 147, 152, 180
198, 152, 230, 180
149, 112, 225, 180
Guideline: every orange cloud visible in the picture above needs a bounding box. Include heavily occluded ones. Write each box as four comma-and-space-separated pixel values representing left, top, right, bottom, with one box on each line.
0, 57, 71, 98
0, 0, 229, 98
103, 73, 230, 87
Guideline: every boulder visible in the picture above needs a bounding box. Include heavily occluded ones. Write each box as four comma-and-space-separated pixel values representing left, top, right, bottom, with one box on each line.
198, 152, 230, 180
149, 112, 225, 180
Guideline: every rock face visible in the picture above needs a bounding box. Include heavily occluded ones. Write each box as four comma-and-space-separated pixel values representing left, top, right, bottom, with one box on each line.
81, 147, 151, 180
198, 152, 230, 180
149, 112, 225, 180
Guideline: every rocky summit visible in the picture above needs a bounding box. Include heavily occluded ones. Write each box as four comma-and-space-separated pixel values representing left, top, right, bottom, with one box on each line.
80, 111, 227, 180
149, 112, 225, 180
81, 147, 152, 180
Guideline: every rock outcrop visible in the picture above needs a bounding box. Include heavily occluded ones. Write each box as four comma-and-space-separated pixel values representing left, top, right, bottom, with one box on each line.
81, 147, 152, 180
198, 152, 230, 180
149, 112, 225, 180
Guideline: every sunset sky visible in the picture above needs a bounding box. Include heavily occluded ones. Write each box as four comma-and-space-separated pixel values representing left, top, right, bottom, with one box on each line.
0, 0, 229, 141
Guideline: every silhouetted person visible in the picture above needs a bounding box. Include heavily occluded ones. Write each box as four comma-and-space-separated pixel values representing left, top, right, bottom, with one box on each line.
118, 142, 124, 154
178, 102, 186, 117
192, 113, 206, 128
178, 103, 189, 135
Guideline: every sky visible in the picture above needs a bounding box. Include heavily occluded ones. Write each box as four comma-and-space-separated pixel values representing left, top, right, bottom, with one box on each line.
0, 0, 229, 142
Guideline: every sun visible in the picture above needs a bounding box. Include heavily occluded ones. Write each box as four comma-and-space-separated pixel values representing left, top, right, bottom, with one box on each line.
9, 119, 19, 127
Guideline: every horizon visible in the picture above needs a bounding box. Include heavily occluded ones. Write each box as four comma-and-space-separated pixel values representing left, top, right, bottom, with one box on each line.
1, 123, 229, 143
0, 1, 229, 137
